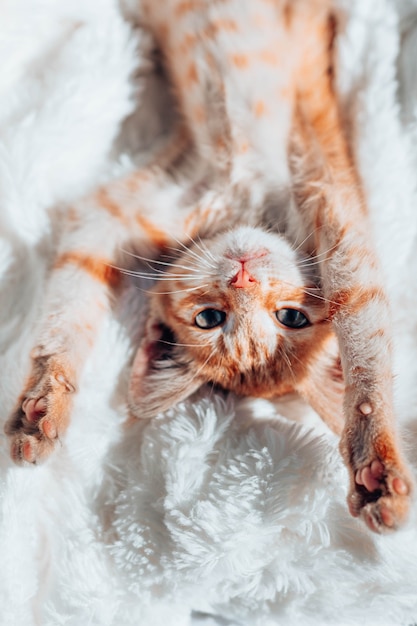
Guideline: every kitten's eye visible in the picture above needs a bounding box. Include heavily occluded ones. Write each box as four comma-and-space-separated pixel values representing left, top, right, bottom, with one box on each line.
195, 309, 226, 329
276, 308, 310, 329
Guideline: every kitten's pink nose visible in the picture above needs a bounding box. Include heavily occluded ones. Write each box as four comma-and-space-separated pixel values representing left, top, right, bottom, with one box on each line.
230, 262, 257, 288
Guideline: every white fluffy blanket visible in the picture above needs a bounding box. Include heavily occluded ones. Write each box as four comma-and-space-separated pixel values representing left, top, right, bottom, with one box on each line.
2, 1, 417, 625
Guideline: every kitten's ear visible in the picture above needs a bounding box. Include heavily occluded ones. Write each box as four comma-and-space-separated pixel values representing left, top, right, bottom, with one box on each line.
128, 321, 204, 420
296, 337, 345, 435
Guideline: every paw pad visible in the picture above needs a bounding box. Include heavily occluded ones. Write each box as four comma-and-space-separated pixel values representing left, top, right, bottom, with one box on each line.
350, 457, 412, 532
6, 367, 75, 465
22, 397, 47, 423
355, 459, 384, 492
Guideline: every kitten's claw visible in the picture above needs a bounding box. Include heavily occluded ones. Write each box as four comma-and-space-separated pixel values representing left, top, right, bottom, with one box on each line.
5, 362, 74, 465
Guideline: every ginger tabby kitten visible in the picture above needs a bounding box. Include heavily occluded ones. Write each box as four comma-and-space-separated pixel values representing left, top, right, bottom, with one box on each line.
5, 0, 413, 534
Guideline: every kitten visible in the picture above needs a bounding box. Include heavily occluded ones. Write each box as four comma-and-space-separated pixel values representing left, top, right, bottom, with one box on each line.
129, 225, 343, 435
5, 0, 412, 534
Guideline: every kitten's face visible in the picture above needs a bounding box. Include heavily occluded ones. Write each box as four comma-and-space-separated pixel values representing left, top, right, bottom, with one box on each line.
148, 226, 334, 398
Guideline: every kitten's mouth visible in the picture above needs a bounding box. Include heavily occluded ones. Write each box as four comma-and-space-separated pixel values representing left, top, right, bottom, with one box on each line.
224, 249, 269, 263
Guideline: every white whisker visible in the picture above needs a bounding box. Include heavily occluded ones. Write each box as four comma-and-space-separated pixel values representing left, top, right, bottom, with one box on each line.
302, 289, 338, 306
130, 270, 213, 280
170, 234, 217, 269
186, 344, 217, 387
133, 275, 210, 282
293, 229, 317, 253
166, 243, 215, 270
118, 249, 205, 274
108, 263, 212, 281
186, 232, 217, 266
297, 241, 341, 266
151, 284, 210, 295
271, 276, 337, 307
297, 258, 327, 269
157, 339, 211, 348
197, 234, 217, 263
277, 345, 298, 386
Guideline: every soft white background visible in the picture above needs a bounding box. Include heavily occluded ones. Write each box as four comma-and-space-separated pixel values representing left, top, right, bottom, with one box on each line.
1, 1, 417, 624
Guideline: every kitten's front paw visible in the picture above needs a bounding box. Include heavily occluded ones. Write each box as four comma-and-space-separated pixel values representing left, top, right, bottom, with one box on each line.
5, 364, 75, 465
341, 428, 413, 533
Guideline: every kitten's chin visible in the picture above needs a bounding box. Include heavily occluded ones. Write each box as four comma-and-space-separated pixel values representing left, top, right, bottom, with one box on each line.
209, 225, 296, 264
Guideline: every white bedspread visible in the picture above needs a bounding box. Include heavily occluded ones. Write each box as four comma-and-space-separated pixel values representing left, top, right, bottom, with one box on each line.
1, 1, 417, 624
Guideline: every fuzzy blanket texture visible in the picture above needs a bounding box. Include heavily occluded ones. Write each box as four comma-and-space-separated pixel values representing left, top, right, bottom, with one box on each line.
1, 1, 417, 625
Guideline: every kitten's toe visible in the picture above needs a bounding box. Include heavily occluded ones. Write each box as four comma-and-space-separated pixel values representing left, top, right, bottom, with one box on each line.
354, 459, 384, 492
22, 397, 47, 423
348, 459, 412, 533
360, 491, 410, 533
5, 365, 74, 465
10, 432, 57, 465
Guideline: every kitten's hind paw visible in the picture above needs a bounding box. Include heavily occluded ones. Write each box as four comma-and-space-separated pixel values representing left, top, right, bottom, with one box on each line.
5, 365, 75, 465
347, 455, 412, 533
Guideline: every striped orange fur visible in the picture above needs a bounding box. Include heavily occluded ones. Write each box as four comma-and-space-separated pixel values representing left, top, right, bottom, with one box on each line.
54, 252, 122, 288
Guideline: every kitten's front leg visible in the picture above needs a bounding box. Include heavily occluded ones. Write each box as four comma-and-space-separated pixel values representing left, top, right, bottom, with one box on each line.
5, 240, 122, 464
336, 314, 413, 532
321, 230, 413, 532
6, 355, 77, 464
295, 186, 413, 531
293, 35, 414, 531
4, 170, 142, 463
340, 403, 411, 533
5, 147, 222, 464
294, 191, 413, 531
